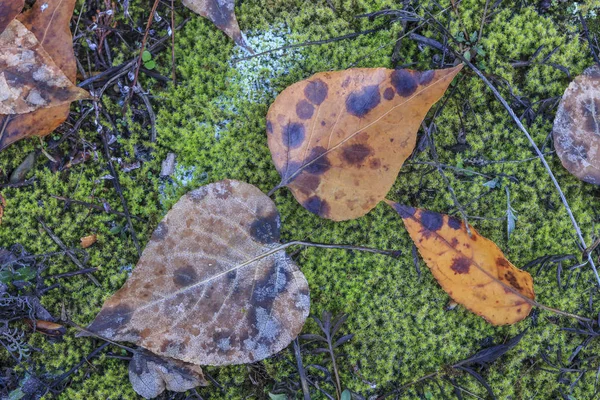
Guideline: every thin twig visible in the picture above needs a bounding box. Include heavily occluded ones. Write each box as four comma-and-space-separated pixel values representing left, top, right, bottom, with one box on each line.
579, 12, 600, 65
293, 338, 311, 400
46, 268, 98, 280
170, 0, 176, 85
135, 84, 157, 142
37, 218, 100, 286
51, 195, 146, 221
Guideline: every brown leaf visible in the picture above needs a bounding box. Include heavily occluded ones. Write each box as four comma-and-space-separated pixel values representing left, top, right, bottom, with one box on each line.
553, 65, 600, 184
267, 65, 462, 221
0, 0, 24, 34
80, 234, 97, 248
182, 0, 253, 52
129, 351, 207, 399
0, 0, 80, 151
25, 319, 66, 336
81, 180, 310, 366
387, 201, 535, 325
0, 19, 89, 114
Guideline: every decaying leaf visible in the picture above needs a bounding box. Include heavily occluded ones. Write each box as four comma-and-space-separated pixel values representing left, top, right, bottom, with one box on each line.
129, 352, 207, 399
80, 234, 97, 248
0, 0, 81, 151
0, 19, 89, 114
182, 0, 252, 52
267, 65, 462, 221
553, 65, 600, 184
0, 0, 24, 34
81, 180, 310, 366
386, 201, 534, 325
25, 319, 66, 336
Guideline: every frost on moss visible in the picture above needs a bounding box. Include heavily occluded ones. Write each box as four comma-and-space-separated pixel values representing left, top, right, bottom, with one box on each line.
2, 0, 600, 398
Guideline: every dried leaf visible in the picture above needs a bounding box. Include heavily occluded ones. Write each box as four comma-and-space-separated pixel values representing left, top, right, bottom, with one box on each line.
0, 0, 81, 151
25, 319, 66, 336
267, 65, 462, 221
553, 64, 600, 184
0, 19, 89, 114
80, 234, 97, 248
0, 0, 24, 34
182, 0, 252, 52
129, 352, 207, 399
81, 180, 310, 366
386, 201, 535, 325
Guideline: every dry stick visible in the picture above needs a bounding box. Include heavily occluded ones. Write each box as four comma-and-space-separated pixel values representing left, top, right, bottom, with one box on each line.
135, 83, 157, 142
423, 13, 600, 287
579, 12, 600, 66
170, 0, 176, 85
51, 195, 146, 222
293, 338, 311, 400
46, 268, 98, 280
37, 218, 100, 286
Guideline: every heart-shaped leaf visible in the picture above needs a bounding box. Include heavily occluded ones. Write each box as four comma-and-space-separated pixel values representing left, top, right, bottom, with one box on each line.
553, 64, 600, 184
80, 180, 310, 366
0, 0, 81, 151
0, 19, 89, 115
387, 201, 534, 325
267, 65, 462, 221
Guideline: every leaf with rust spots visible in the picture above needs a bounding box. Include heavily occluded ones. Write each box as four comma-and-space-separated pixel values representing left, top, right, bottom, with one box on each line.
553, 64, 600, 184
182, 0, 253, 53
80, 180, 310, 366
267, 65, 463, 221
386, 201, 535, 325
0, 19, 89, 114
0, 0, 24, 35
0, 0, 83, 151
129, 351, 207, 399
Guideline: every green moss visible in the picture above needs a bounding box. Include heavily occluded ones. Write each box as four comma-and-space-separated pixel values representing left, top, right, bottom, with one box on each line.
2, 0, 600, 398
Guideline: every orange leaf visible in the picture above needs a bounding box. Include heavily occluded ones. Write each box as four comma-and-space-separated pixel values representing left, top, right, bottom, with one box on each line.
386, 201, 535, 325
182, 0, 253, 53
80, 234, 97, 248
0, 0, 24, 34
553, 65, 600, 184
0, 0, 82, 151
267, 65, 462, 221
26, 319, 66, 336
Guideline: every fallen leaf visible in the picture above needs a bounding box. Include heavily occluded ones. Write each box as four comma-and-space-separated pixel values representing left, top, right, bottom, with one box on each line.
0, 19, 89, 114
80, 234, 97, 248
267, 65, 462, 221
182, 0, 253, 52
129, 351, 207, 399
9, 152, 36, 184
0, 0, 24, 34
386, 201, 534, 325
80, 180, 310, 366
553, 64, 600, 184
0, 0, 81, 151
25, 319, 66, 336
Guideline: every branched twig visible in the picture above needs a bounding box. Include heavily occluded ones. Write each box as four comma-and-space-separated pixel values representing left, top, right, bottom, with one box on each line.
51, 195, 146, 222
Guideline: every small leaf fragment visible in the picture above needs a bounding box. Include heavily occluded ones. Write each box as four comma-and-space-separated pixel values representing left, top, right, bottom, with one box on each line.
553, 64, 600, 184
386, 201, 535, 325
0, 19, 90, 114
267, 65, 462, 221
80, 234, 97, 248
129, 352, 207, 399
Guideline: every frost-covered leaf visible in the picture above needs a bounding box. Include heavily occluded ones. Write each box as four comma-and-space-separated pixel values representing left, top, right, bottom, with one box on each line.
182, 0, 252, 52
267, 65, 462, 221
0, 0, 82, 151
81, 180, 310, 366
387, 201, 535, 325
129, 352, 207, 399
553, 64, 600, 184
0, 19, 89, 114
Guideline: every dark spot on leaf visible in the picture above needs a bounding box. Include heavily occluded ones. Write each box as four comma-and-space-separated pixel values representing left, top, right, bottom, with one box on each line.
151, 222, 168, 241
303, 196, 330, 217
88, 304, 133, 334
420, 210, 443, 232
450, 238, 459, 247
282, 122, 305, 149
320, 120, 326, 126
249, 211, 280, 243
448, 217, 462, 230
341, 143, 372, 164
497, 257, 510, 268
383, 87, 395, 100
291, 172, 320, 195
583, 98, 600, 134
266, 120, 273, 134
296, 100, 314, 120
304, 79, 328, 105
391, 69, 417, 97
173, 265, 198, 288
451, 257, 471, 274
393, 203, 415, 218
504, 271, 522, 290
189, 187, 209, 202
418, 70, 435, 85
369, 158, 381, 169
303, 146, 331, 175
345, 85, 381, 117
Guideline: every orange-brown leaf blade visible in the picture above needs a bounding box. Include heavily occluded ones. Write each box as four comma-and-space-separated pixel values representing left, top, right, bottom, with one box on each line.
386, 201, 534, 325
553, 65, 600, 184
267, 65, 462, 221
0, 19, 89, 115
182, 0, 253, 52
81, 180, 310, 366
0, 0, 24, 34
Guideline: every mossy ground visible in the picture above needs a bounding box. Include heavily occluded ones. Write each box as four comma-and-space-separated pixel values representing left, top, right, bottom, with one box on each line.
3, 0, 600, 398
